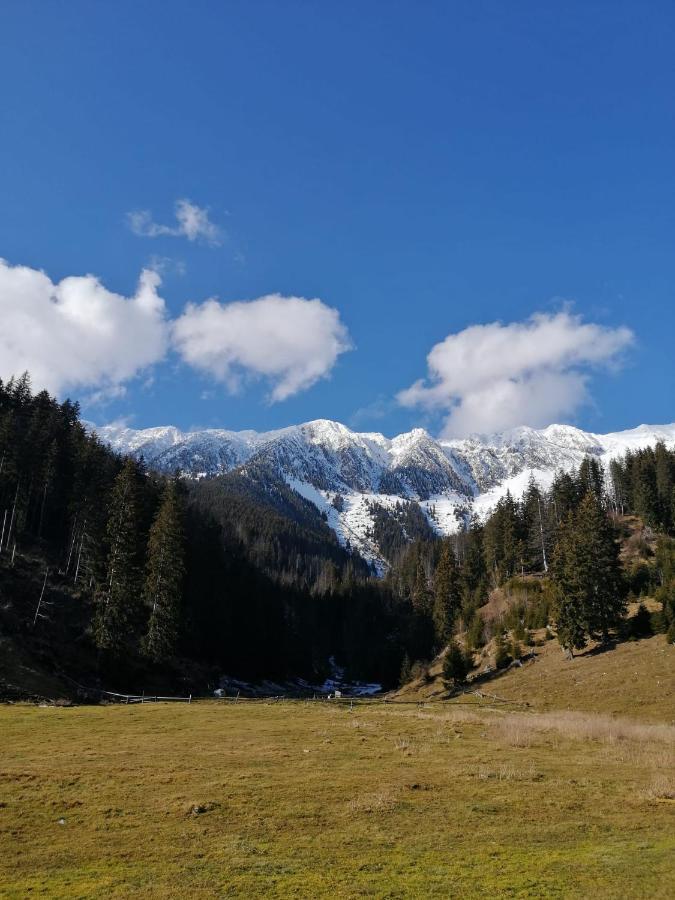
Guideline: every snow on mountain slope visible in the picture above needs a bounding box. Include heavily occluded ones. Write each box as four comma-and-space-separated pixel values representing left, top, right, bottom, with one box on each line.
92, 418, 675, 564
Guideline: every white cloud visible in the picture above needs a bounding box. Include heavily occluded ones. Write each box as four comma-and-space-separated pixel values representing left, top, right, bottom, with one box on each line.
127, 199, 222, 246
172, 294, 352, 402
397, 311, 634, 437
0, 259, 170, 397
0, 258, 351, 405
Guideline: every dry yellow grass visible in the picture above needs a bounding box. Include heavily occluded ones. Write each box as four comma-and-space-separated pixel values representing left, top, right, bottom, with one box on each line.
0, 691, 674, 898
396, 633, 674, 722
485, 634, 675, 721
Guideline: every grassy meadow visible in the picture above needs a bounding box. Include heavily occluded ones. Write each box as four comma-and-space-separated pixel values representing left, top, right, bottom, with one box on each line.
1, 638, 674, 898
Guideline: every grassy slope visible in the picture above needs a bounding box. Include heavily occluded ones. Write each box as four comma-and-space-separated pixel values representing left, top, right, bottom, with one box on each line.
395, 633, 675, 722
477, 634, 674, 721
1, 689, 673, 898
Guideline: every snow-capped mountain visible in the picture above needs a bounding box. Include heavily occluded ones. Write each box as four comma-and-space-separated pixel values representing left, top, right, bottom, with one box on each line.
93, 418, 675, 565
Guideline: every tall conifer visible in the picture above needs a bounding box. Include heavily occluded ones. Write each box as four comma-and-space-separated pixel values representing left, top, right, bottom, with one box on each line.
143, 481, 185, 662
432, 540, 461, 645
552, 492, 626, 653
94, 460, 142, 654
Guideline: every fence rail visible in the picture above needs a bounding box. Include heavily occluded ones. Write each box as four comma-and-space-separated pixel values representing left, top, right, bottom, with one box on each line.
53, 673, 192, 704
101, 691, 192, 704
52, 672, 525, 708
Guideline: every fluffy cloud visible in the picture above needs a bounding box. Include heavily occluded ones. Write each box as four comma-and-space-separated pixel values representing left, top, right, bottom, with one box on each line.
398, 312, 634, 437
172, 294, 353, 401
127, 199, 222, 246
0, 259, 352, 405
0, 259, 169, 398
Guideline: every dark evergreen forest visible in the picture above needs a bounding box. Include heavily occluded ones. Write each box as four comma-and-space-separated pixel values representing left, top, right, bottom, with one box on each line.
1, 373, 673, 697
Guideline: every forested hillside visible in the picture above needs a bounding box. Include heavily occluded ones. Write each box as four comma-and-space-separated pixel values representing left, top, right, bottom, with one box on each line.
1, 373, 673, 698
0, 375, 400, 693
387, 449, 675, 687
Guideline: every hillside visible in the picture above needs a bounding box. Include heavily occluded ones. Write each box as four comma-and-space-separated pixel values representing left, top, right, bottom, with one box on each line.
0, 377, 405, 699
394, 630, 674, 722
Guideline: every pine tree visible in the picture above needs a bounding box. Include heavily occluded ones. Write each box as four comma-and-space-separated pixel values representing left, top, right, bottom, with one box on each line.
552, 492, 626, 654
550, 470, 581, 523
523, 476, 551, 572
143, 482, 185, 662
442, 639, 470, 688
94, 460, 142, 655
654, 442, 674, 530
493, 631, 510, 669
609, 459, 628, 515
432, 540, 461, 646
632, 457, 659, 527
458, 517, 481, 594
577, 457, 605, 502
411, 561, 432, 614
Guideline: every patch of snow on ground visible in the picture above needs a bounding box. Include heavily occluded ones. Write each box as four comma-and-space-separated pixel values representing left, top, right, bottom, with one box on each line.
217, 656, 382, 698
419, 492, 471, 535
472, 468, 558, 521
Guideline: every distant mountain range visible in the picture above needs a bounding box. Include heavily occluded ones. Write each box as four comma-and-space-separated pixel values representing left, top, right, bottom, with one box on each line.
92, 418, 675, 566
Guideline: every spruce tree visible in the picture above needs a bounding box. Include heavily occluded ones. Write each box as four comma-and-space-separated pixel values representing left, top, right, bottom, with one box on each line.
412, 561, 432, 614
432, 540, 461, 646
461, 518, 486, 607
552, 492, 626, 654
632, 458, 659, 527
493, 631, 510, 669
94, 460, 142, 655
654, 442, 674, 529
550, 470, 580, 523
143, 481, 185, 662
609, 459, 628, 515
577, 457, 605, 502
442, 639, 470, 688
523, 476, 551, 572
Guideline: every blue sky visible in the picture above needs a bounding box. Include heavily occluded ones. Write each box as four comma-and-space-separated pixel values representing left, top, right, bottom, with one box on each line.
0, 1, 673, 437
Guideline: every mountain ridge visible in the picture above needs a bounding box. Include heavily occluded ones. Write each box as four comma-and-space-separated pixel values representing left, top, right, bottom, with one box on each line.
91, 418, 675, 565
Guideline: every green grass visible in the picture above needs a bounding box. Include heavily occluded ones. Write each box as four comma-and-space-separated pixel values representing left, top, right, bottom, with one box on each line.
1, 685, 674, 898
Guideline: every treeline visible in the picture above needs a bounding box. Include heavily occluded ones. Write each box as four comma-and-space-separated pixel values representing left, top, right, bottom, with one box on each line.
0, 375, 401, 687
189, 464, 373, 591
608, 444, 675, 531
385, 449, 675, 677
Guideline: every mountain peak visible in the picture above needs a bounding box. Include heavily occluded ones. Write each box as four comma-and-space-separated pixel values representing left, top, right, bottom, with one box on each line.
91, 417, 675, 560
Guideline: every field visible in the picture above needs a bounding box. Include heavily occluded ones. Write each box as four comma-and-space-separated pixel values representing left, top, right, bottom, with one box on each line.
1, 638, 674, 898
